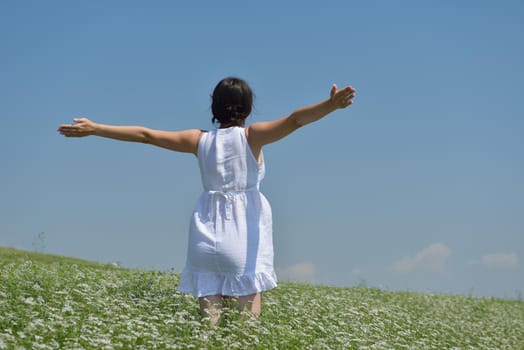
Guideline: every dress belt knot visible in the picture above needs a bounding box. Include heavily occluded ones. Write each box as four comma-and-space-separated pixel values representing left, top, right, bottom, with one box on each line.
206, 187, 258, 220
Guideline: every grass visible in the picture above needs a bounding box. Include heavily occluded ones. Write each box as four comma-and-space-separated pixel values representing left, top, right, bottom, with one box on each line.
1, 247, 523, 349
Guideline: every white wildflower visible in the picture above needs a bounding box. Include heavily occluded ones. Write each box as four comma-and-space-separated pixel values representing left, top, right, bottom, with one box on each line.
16, 331, 26, 339
23, 297, 36, 305
62, 303, 74, 314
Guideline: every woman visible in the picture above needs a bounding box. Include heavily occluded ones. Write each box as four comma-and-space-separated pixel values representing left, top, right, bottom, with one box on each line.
58, 77, 356, 326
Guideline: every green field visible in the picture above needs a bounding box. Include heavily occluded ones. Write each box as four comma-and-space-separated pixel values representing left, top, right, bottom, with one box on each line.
1, 247, 523, 349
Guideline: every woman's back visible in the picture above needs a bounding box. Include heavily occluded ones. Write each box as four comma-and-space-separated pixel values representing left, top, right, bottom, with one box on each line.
198, 127, 264, 192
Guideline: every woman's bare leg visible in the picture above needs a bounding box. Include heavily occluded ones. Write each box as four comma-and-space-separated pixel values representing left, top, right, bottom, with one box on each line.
237, 292, 262, 318
200, 293, 262, 326
199, 295, 223, 327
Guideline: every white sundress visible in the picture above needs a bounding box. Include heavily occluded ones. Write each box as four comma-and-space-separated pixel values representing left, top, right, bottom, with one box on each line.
177, 126, 278, 297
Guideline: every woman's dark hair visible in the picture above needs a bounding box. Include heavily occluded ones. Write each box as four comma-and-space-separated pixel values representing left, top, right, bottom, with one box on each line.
211, 77, 253, 126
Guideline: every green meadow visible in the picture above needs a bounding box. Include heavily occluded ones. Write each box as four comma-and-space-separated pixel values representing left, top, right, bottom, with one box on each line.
1, 247, 523, 349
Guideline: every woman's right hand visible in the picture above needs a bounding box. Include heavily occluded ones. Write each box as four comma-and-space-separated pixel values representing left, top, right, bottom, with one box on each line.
58, 118, 97, 137
330, 84, 356, 109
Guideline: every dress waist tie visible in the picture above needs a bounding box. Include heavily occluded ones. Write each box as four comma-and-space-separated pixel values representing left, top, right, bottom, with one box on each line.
207, 187, 258, 220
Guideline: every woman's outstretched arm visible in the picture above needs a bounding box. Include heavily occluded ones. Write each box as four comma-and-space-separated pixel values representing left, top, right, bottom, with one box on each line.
58, 118, 202, 154
246, 84, 355, 153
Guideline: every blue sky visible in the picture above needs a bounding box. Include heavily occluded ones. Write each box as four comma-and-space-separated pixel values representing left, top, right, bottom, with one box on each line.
1, 0, 523, 299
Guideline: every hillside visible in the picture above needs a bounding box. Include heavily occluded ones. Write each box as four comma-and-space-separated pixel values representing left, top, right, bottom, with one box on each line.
1, 247, 523, 349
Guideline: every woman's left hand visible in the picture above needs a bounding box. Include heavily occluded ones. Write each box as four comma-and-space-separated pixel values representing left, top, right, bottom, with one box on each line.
58, 118, 96, 137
